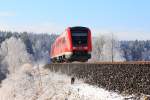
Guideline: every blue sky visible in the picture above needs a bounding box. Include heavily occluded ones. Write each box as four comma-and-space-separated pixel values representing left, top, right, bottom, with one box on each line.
0, 0, 150, 40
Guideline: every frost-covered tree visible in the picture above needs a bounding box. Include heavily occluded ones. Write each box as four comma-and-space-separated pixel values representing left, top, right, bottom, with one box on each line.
91, 34, 125, 62
120, 40, 150, 61
0, 37, 32, 74
20, 32, 34, 55
28, 33, 57, 63
91, 35, 106, 61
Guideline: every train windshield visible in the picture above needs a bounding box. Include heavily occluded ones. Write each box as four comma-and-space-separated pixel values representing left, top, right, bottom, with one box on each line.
71, 32, 88, 46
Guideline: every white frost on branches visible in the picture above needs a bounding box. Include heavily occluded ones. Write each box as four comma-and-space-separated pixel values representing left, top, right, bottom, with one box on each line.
0, 37, 32, 74
91, 34, 125, 62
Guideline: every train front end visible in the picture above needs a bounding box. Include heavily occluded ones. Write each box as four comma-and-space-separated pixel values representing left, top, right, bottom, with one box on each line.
68, 26, 92, 62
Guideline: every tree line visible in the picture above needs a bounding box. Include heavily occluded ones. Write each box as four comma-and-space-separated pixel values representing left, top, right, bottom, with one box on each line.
0, 31, 58, 63
0, 31, 150, 62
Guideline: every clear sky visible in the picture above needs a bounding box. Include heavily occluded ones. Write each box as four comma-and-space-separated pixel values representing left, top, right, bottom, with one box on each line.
0, 0, 150, 40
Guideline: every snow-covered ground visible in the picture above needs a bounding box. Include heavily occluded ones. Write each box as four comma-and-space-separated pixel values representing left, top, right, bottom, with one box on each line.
0, 63, 134, 100
37, 69, 126, 100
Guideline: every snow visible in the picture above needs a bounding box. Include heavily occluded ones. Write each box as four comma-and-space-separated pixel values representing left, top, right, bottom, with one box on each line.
70, 84, 124, 100
38, 70, 127, 100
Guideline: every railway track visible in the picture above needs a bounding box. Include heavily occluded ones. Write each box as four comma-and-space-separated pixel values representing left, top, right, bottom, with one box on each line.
44, 61, 150, 96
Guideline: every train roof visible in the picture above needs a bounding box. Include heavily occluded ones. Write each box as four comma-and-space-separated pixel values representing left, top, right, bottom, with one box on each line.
69, 26, 90, 31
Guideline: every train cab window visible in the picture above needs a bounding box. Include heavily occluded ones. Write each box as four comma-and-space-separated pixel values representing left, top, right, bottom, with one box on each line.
71, 32, 88, 46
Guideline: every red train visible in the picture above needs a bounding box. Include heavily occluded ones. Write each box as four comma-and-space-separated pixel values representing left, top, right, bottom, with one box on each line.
50, 26, 92, 63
